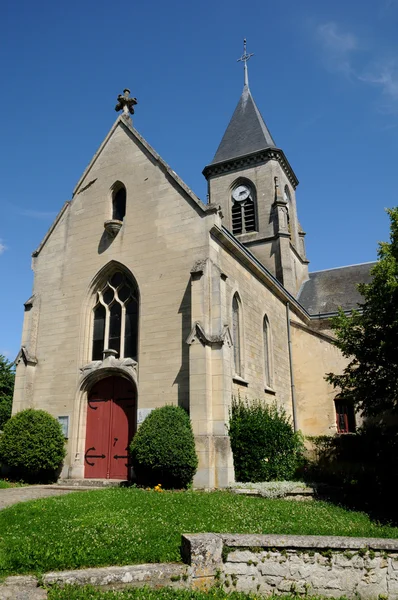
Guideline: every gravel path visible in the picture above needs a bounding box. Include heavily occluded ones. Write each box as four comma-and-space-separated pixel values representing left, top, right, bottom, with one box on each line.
0, 485, 89, 510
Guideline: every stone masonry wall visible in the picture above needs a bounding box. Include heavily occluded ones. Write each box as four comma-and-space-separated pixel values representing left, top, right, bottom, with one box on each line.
182, 533, 398, 599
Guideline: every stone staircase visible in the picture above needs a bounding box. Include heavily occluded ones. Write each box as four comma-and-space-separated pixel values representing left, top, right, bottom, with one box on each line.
56, 478, 128, 488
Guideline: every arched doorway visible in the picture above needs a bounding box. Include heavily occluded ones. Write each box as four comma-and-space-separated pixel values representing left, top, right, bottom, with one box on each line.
84, 376, 136, 479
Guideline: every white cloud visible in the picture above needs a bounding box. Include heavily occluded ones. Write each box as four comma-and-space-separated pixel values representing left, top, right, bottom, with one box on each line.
316, 22, 358, 76
0, 240, 6, 255
359, 61, 398, 103
316, 22, 398, 114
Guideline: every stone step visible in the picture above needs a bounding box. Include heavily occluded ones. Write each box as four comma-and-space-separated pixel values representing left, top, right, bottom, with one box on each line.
57, 478, 128, 488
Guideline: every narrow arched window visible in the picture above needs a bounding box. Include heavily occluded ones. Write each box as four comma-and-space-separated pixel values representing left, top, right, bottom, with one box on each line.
92, 270, 138, 361
283, 186, 291, 231
232, 294, 242, 376
231, 182, 257, 235
112, 185, 126, 221
263, 315, 272, 387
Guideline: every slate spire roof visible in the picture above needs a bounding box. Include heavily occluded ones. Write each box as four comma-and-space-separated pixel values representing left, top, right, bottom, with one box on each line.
210, 84, 277, 165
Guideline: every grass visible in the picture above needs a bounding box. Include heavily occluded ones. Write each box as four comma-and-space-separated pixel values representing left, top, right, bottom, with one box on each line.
0, 488, 397, 577
0, 479, 26, 489
47, 586, 350, 600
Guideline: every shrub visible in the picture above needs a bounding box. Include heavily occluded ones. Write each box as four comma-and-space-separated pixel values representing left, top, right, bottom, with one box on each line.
130, 405, 198, 489
0, 409, 66, 482
228, 397, 304, 482
307, 425, 398, 519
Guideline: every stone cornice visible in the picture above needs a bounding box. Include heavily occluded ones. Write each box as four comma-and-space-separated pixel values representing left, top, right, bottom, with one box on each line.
203, 148, 299, 189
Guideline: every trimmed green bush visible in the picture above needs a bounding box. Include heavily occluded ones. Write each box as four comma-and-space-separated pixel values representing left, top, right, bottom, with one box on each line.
228, 397, 304, 482
0, 409, 66, 482
130, 405, 198, 489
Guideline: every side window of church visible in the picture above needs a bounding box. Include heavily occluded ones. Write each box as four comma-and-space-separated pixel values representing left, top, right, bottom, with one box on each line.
92, 271, 138, 361
112, 185, 127, 221
232, 294, 242, 376
263, 315, 272, 387
231, 182, 257, 235
335, 399, 356, 434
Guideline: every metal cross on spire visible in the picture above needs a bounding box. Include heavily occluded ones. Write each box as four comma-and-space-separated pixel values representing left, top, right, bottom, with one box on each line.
237, 39, 254, 88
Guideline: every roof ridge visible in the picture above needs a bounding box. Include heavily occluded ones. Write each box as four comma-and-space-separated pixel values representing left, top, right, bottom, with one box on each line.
309, 261, 377, 275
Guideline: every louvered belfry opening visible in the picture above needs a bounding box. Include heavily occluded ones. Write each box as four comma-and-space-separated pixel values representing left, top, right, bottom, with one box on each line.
244, 198, 256, 232
231, 182, 257, 236
232, 202, 243, 235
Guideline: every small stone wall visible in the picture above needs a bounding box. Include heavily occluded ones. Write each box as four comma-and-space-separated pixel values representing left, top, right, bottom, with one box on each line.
182, 533, 398, 599
4, 533, 398, 598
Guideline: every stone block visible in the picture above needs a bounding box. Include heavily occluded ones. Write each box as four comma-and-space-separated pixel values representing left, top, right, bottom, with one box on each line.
224, 563, 257, 576
181, 533, 223, 577
43, 563, 187, 589
258, 559, 289, 577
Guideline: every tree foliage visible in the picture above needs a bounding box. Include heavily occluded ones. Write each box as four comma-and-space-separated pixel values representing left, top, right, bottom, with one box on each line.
326, 207, 398, 418
0, 354, 15, 430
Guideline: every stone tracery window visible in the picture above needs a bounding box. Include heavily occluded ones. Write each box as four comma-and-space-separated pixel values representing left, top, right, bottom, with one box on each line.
92, 271, 138, 361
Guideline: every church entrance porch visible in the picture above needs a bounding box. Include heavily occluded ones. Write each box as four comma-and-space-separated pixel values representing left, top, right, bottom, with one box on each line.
84, 376, 136, 480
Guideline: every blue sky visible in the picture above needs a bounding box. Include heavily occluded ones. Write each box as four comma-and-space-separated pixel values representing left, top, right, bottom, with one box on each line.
1, 0, 398, 360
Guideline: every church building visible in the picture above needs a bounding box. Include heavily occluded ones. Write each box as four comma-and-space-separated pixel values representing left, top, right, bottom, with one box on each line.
12, 45, 375, 487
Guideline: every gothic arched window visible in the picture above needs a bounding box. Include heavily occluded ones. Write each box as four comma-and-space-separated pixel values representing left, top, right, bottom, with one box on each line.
112, 184, 126, 221
283, 186, 291, 231
232, 294, 242, 376
231, 182, 257, 235
263, 315, 272, 388
92, 270, 138, 361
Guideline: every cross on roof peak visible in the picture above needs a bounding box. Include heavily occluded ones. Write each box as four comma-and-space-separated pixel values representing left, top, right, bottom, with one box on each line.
115, 89, 138, 117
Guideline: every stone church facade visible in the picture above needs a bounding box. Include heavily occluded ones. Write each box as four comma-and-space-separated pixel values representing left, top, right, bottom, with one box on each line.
12, 77, 374, 487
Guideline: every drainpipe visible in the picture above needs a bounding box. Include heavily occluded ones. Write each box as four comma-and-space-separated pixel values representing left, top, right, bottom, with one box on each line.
286, 302, 298, 432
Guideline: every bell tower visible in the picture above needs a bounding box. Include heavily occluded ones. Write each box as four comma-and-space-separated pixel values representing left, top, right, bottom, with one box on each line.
203, 41, 309, 296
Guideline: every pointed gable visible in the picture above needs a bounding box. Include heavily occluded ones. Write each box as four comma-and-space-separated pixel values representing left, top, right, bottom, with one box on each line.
211, 86, 276, 165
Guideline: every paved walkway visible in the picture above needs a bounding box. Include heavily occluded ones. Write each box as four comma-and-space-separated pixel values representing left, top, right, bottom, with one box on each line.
0, 485, 90, 511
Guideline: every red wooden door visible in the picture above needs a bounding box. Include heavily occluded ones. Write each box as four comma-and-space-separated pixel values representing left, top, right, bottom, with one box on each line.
85, 376, 135, 479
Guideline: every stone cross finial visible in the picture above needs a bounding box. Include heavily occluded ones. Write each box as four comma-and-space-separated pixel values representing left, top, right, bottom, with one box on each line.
115, 89, 138, 116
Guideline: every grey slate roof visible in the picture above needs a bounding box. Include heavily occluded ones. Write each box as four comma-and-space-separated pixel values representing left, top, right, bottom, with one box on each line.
211, 86, 276, 164
298, 262, 377, 315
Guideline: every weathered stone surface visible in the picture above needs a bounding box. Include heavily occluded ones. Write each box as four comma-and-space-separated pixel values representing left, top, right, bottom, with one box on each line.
0, 576, 46, 600
43, 563, 188, 589
221, 532, 398, 550
181, 533, 223, 577
187, 533, 398, 599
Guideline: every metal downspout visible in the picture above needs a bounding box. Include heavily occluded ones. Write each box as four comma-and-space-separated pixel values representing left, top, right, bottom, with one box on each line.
286, 302, 298, 432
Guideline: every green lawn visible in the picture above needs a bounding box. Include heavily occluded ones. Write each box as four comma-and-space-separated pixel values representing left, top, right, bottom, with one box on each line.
47, 586, 349, 600
0, 479, 26, 488
0, 488, 397, 577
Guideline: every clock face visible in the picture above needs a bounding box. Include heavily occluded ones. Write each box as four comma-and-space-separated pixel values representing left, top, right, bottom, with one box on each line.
232, 185, 250, 202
